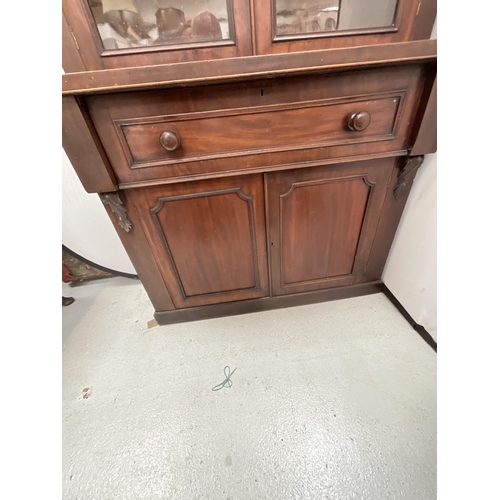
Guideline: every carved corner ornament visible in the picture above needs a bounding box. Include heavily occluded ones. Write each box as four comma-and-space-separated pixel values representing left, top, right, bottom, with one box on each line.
100, 192, 132, 233
393, 155, 425, 200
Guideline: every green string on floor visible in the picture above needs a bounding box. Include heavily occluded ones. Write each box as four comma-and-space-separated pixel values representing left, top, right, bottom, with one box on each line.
212, 366, 237, 391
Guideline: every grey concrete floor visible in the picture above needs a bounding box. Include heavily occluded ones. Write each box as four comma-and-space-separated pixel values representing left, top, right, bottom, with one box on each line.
62, 277, 436, 500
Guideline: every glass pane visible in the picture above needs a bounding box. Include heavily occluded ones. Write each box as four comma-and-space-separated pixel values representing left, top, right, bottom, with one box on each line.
275, 0, 398, 36
88, 0, 231, 50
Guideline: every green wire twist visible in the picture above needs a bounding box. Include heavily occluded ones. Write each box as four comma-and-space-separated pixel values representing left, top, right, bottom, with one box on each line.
212, 366, 237, 391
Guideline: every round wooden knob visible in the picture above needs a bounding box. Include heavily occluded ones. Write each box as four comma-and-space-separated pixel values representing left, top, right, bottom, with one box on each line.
347, 111, 371, 132
159, 130, 182, 151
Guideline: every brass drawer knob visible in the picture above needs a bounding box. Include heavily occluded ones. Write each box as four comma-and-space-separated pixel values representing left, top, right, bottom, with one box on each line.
347, 111, 371, 132
159, 130, 182, 151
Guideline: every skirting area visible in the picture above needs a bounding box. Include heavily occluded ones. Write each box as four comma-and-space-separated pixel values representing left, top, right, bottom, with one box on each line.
63, 277, 436, 500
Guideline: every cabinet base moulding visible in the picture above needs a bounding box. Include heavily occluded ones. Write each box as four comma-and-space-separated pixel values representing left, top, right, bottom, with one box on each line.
153, 281, 383, 325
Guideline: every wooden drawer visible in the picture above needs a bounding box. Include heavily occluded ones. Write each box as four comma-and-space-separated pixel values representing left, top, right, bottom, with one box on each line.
86, 64, 429, 187
118, 95, 399, 165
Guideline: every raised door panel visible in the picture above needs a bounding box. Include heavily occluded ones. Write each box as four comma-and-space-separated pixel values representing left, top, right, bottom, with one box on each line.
267, 158, 394, 295
128, 175, 269, 308
62, 0, 252, 71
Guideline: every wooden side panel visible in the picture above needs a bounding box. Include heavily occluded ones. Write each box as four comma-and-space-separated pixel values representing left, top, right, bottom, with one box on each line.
364, 155, 424, 281
267, 158, 394, 295
411, 0, 437, 40
101, 192, 175, 312
410, 76, 437, 155
62, 12, 85, 73
128, 175, 269, 309
62, 96, 118, 193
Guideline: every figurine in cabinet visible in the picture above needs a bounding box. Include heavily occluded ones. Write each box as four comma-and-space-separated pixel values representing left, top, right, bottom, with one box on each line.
190, 11, 222, 40
101, 0, 152, 43
154, 6, 186, 44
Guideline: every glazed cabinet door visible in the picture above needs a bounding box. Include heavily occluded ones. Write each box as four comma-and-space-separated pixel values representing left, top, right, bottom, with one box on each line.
254, 0, 435, 55
266, 158, 393, 295
126, 175, 269, 308
63, 0, 252, 70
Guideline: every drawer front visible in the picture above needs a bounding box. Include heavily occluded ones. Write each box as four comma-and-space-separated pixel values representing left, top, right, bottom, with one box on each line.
86, 64, 429, 186
119, 94, 400, 167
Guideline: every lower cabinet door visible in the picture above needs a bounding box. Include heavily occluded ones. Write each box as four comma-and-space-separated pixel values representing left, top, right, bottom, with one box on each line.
266, 158, 394, 295
128, 175, 269, 309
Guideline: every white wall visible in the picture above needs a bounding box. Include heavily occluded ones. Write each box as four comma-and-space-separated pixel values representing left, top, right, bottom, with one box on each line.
383, 153, 437, 340
62, 149, 136, 275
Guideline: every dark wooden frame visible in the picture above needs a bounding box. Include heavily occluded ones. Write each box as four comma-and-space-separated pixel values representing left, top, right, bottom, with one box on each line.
62, 95, 118, 193
94, 0, 238, 58
271, 0, 399, 42
253, 0, 434, 55
62, 0, 253, 71
410, 75, 437, 155
62, 11, 86, 73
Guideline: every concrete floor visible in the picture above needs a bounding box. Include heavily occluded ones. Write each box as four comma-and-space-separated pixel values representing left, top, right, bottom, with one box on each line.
62, 277, 436, 500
